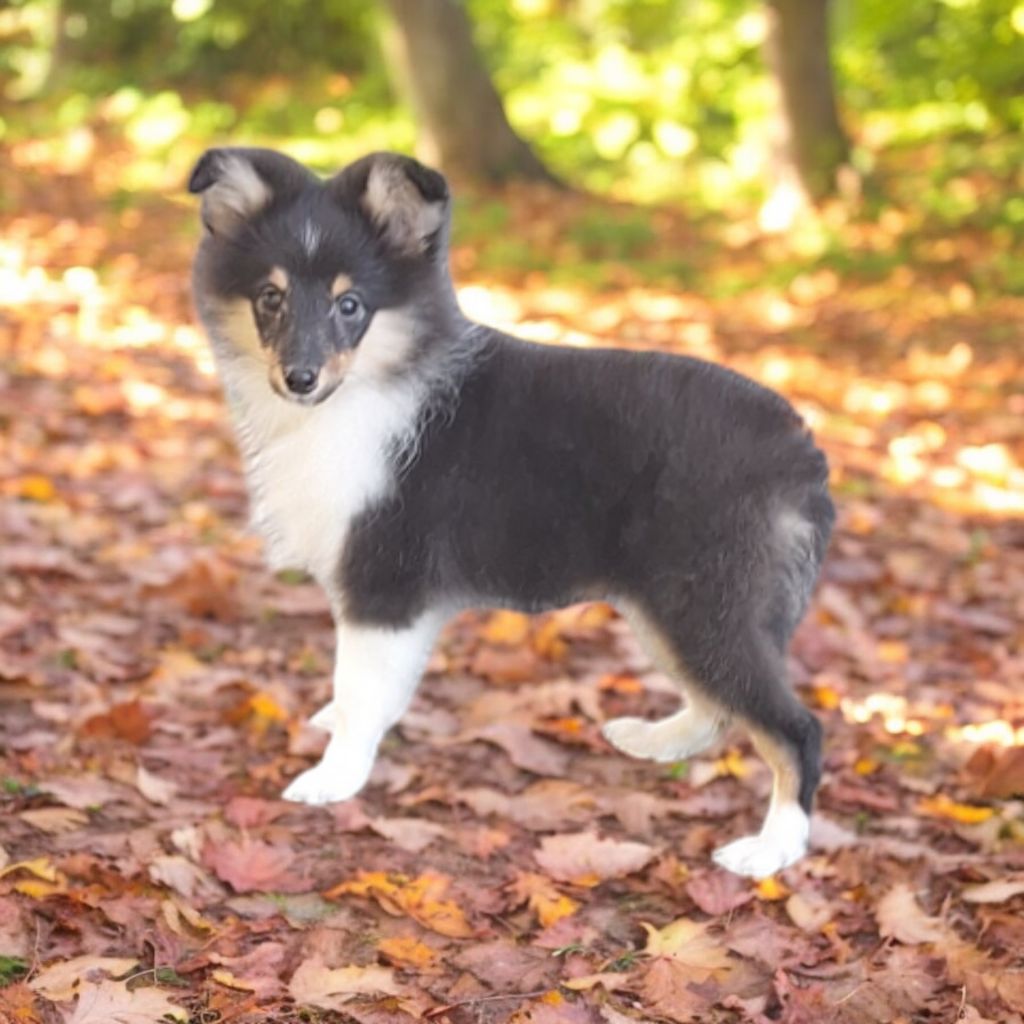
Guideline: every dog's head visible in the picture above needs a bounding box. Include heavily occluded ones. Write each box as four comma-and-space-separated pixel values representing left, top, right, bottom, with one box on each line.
189, 148, 451, 405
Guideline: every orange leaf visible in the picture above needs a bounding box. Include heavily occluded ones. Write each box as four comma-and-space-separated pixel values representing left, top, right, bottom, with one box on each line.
7, 475, 56, 502
507, 872, 579, 928
481, 610, 531, 646
755, 877, 789, 902
326, 871, 474, 938
377, 936, 438, 969
918, 793, 994, 825
78, 698, 152, 744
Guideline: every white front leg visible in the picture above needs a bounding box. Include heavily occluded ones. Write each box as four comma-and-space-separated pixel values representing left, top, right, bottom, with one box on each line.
283, 614, 440, 805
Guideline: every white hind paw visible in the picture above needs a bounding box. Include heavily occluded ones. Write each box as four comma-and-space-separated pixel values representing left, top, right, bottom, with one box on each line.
602, 712, 712, 763
602, 717, 661, 759
712, 830, 807, 878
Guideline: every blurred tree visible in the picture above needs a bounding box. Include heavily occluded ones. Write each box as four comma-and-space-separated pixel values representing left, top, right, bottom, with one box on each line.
764, 0, 850, 206
381, 0, 560, 185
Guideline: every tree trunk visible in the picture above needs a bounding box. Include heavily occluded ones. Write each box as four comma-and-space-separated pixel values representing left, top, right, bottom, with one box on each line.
381, 0, 559, 186
763, 0, 849, 205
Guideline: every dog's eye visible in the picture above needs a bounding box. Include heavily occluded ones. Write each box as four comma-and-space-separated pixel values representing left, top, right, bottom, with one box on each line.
336, 293, 363, 319
256, 285, 284, 315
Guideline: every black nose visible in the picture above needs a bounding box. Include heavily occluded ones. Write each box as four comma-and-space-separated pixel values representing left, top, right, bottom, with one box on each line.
284, 367, 318, 395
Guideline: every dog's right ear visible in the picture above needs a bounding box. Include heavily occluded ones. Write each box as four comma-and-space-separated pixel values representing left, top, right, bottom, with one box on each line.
188, 148, 315, 235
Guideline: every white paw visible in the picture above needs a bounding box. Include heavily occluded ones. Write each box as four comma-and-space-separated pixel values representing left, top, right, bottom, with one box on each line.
282, 756, 371, 806
712, 830, 807, 878
309, 701, 336, 731
602, 716, 687, 763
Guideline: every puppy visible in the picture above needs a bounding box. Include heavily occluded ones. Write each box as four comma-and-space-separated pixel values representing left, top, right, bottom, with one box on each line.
188, 148, 834, 878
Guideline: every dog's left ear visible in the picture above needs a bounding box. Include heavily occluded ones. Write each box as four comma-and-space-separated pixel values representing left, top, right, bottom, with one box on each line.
336, 153, 449, 256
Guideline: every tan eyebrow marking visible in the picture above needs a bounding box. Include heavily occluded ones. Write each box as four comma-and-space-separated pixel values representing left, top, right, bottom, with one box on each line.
331, 273, 353, 298
268, 266, 289, 290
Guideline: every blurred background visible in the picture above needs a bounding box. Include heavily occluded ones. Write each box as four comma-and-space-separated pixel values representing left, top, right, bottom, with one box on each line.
1, 0, 1022, 519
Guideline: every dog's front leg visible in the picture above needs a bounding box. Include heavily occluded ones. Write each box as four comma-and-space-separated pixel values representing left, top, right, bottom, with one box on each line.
283, 615, 439, 806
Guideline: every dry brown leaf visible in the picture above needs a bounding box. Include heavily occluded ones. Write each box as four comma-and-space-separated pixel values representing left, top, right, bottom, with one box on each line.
785, 891, 833, 932
467, 721, 570, 776
684, 871, 754, 916
148, 854, 221, 901
134, 765, 178, 805
641, 958, 716, 1023
876, 884, 951, 945
29, 956, 138, 1001
204, 837, 308, 894
535, 831, 656, 885
289, 958, 401, 1009
18, 807, 88, 834
65, 979, 186, 1023
368, 815, 446, 853
454, 940, 559, 992
962, 877, 1024, 904
640, 917, 732, 981
208, 942, 287, 999
0, 982, 44, 1024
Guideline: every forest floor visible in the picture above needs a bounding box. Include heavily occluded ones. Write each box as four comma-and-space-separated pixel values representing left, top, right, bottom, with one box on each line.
1, 137, 1023, 1024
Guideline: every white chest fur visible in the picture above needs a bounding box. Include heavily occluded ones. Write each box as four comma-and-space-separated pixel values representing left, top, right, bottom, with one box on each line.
218, 355, 421, 592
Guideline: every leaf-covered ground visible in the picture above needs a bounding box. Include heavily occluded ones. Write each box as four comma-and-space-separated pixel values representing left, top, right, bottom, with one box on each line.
1, 140, 1024, 1024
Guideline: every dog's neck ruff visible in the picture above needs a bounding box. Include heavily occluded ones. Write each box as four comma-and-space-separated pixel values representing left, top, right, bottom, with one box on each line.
213, 311, 452, 594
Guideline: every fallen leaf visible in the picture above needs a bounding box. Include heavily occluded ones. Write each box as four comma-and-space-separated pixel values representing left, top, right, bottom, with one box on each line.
454, 941, 559, 992
962, 877, 1024, 904
508, 990, 596, 1023
148, 854, 221, 901
134, 765, 178, 805
204, 838, 309, 894
481, 609, 532, 646
18, 807, 88, 834
470, 644, 541, 683
224, 795, 287, 828
535, 832, 657, 885
640, 917, 732, 980
368, 816, 446, 853
208, 942, 287, 999
326, 871, 474, 937
467, 722, 570, 776
507, 871, 580, 928
919, 793, 994, 824
641, 957, 716, 1023
78, 698, 153, 744
377, 936, 439, 969
35, 775, 127, 809
684, 871, 754, 916
289, 958, 401, 1009
785, 891, 833, 931
0, 983, 44, 1024
0, 858, 58, 883
66, 979, 186, 1023
29, 957, 138, 1002
876, 884, 951, 944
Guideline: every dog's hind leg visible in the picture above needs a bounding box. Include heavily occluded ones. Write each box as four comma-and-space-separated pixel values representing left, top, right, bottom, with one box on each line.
711, 698, 821, 878
284, 613, 441, 805
602, 692, 728, 762
603, 604, 730, 762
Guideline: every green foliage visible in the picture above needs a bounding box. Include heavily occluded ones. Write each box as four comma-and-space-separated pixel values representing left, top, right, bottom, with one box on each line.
0, 956, 28, 986
2, 0, 1022, 220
